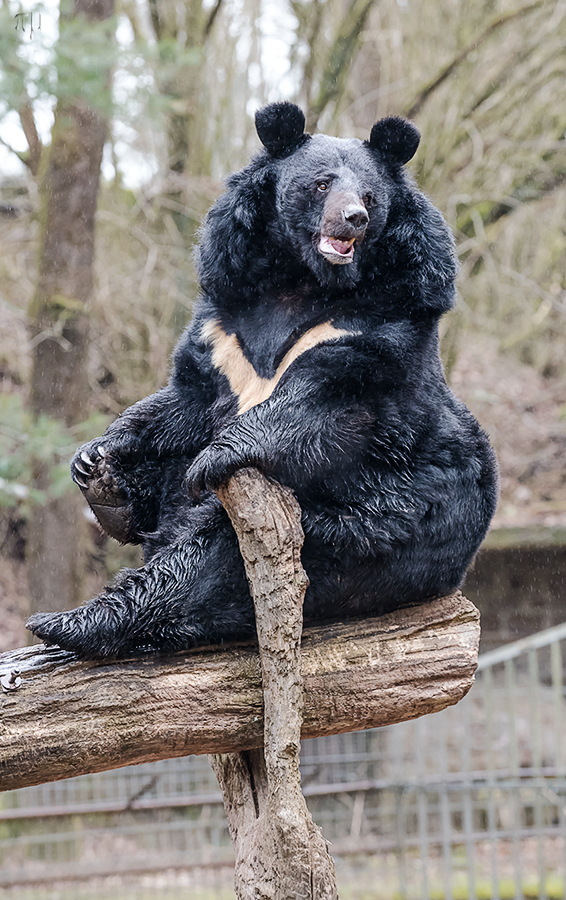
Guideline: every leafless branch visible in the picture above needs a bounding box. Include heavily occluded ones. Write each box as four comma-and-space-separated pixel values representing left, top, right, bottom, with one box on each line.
307, 0, 379, 131
18, 103, 42, 177
405, 0, 545, 119
203, 0, 224, 41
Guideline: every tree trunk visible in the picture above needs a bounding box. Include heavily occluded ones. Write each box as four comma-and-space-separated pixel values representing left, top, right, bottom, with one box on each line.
147, 0, 223, 237
26, 0, 114, 619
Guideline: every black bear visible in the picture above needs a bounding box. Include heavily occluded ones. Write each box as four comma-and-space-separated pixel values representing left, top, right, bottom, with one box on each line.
27, 102, 498, 659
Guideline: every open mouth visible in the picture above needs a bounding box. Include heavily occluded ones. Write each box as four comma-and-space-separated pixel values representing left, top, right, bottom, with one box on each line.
318, 235, 355, 265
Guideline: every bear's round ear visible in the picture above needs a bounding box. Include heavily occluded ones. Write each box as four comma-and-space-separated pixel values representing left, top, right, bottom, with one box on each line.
368, 117, 420, 165
255, 102, 308, 157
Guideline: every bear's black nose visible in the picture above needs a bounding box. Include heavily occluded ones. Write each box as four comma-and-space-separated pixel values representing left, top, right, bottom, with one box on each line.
343, 204, 369, 230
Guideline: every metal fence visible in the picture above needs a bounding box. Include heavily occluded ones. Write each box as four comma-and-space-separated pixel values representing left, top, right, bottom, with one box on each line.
3, 620, 566, 899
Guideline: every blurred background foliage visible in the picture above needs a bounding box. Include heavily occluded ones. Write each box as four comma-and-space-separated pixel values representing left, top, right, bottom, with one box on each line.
0, 0, 565, 641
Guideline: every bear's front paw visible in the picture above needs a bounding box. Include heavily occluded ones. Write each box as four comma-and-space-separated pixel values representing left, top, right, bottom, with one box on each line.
71, 433, 143, 489
71, 442, 135, 543
185, 444, 243, 497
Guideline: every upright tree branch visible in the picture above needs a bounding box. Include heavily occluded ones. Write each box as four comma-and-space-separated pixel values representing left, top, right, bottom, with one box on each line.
203, 0, 224, 40
18, 102, 43, 176
307, 0, 378, 131
213, 468, 338, 898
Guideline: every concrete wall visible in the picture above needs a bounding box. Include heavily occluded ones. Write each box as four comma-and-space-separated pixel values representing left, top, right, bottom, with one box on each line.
464, 544, 566, 652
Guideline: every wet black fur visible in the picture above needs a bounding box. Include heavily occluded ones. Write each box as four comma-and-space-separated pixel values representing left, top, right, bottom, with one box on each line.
27, 104, 498, 659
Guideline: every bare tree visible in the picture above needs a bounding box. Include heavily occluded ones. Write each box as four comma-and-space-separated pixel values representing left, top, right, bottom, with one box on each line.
290, 0, 381, 130
26, 0, 115, 618
146, 0, 224, 180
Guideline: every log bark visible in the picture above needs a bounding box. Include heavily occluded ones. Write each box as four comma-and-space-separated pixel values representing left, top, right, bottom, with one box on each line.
213, 469, 337, 898
0, 592, 479, 793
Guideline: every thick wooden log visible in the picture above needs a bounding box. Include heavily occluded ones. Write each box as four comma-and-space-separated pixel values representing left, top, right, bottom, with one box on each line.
0, 592, 479, 792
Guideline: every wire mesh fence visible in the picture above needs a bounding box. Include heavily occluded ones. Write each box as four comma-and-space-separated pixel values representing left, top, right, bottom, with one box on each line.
3, 619, 566, 899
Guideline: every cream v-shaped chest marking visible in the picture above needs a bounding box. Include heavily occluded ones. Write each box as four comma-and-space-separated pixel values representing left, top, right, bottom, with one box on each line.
201, 319, 354, 414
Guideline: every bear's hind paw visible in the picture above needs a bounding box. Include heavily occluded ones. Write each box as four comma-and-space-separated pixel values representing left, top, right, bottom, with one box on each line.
27, 609, 121, 659
27, 610, 83, 652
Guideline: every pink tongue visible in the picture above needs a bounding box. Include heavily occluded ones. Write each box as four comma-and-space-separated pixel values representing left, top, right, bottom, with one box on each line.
320, 236, 354, 256
330, 238, 352, 254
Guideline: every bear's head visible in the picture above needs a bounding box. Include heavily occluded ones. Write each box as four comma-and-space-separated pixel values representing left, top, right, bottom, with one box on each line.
252, 102, 420, 286
198, 102, 455, 308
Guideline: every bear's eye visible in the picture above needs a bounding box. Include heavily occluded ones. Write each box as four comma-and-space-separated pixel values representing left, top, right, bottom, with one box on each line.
316, 181, 329, 192
363, 192, 376, 208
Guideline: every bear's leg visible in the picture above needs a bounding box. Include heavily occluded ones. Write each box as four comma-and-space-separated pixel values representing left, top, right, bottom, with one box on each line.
27, 503, 254, 658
